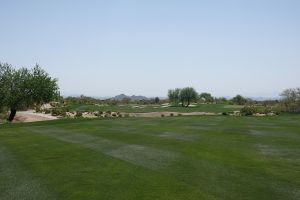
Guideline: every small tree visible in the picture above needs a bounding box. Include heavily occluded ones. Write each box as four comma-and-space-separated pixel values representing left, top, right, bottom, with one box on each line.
240, 106, 258, 116
280, 88, 300, 113
231, 95, 247, 105
199, 92, 214, 103
179, 87, 198, 107
168, 88, 180, 106
0, 63, 59, 122
154, 97, 160, 104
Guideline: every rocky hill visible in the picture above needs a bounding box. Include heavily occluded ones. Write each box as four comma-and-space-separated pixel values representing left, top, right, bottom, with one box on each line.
113, 94, 148, 101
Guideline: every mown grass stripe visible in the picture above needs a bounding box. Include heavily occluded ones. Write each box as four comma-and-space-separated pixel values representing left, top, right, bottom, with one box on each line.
28, 127, 177, 170
0, 144, 56, 200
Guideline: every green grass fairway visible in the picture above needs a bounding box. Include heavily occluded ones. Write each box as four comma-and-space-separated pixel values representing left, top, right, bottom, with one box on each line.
66, 103, 244, 113
1, 116, 299, 199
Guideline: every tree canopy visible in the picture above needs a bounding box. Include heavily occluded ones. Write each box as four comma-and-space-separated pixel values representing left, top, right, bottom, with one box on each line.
231, 95, 247, 105
0, 63, 59, 121
168, 87, 198, 107
199, 92, 214, 103
168, 88, 181, 106
179, 87, 198, 107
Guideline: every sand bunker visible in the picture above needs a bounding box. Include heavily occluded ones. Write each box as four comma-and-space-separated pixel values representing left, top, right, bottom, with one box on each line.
13, 110, 58, 123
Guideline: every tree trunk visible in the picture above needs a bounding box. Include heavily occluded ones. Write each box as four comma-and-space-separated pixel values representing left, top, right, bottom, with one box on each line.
186, 100, 190, 107
8, 108, 17, 122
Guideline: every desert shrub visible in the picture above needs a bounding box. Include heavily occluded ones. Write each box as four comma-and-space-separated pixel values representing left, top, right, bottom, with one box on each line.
222, 112, 229, 116
51, 111, 58, 116
50, 102, 59, 107
94, 111, 100, 117
75, 111, 83, 118
170, 113, 174, 117
51, 107, 69, 117
240, 106, 258, 116
44, 109, 51, 114
161, 114, 165, 117
35, 106, 41, 113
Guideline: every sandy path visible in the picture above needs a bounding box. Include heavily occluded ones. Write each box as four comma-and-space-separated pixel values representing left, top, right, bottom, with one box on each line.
14, 110, 58, 123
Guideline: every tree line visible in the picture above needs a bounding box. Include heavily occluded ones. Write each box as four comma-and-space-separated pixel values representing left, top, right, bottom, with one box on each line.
168, 87, 251, 106
64, 95, 164, 106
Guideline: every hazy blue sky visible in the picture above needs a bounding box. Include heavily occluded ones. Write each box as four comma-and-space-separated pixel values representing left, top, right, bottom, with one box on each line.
1, 0, 299, 98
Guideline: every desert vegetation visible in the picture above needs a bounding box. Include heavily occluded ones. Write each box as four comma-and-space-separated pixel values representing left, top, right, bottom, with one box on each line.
0, 64, 297, 122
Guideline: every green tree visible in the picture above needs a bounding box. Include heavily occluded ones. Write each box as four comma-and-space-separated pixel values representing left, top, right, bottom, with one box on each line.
154, 97, 160, 104
199, 92, 214, 103
0, 63, 59, 122
179, 87, 198, 107
168, 88, 180, 105
231, 95, 247, 105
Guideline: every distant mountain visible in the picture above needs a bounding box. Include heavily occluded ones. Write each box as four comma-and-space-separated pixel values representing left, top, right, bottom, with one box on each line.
113, 94, 148, 101
113, 94, 128, 100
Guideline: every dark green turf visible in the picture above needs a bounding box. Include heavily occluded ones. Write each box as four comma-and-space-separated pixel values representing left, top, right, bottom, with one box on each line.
0, 115, 299, 199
